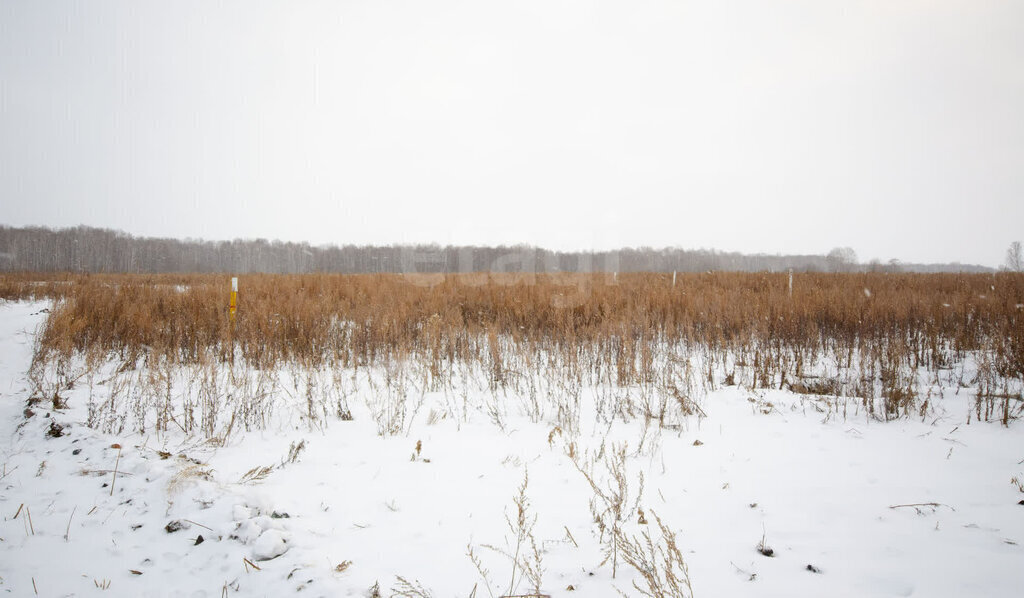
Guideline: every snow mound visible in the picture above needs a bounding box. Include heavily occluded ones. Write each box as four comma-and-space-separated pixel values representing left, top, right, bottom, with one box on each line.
252, 529, 289, 561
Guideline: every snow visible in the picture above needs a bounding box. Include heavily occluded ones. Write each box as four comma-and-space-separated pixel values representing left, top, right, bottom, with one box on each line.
252, 529, 289, 562
0, 299, 1022, 596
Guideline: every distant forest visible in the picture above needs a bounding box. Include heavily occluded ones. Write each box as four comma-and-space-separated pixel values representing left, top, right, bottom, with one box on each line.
0, 225, 992, 274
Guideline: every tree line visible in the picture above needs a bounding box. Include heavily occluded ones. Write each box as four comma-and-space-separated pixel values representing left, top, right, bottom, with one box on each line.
0, 225, 992, 274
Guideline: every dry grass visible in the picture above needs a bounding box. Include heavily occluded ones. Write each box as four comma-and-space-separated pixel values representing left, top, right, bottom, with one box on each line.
615, 512, 694, 598
8, 271, 1024, 434
6, 270, 1023, 591
13, 272, 1022, 366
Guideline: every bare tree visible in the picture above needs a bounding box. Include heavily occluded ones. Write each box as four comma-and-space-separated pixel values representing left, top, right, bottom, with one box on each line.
826, 247, 858, 273
1007, 241, 1023, 272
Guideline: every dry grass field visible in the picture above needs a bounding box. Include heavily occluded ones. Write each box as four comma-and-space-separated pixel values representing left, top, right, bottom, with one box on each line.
4, 270, 1022, 437
3, 272, 1024, 597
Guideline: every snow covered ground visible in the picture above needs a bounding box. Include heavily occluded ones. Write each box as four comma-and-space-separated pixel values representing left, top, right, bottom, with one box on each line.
1, 300, 1023, 597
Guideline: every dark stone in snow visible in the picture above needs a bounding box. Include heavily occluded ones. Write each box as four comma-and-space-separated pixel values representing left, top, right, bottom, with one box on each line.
72, 448, 82, 455
806, 564, 821, 573
194, 535, 204, 545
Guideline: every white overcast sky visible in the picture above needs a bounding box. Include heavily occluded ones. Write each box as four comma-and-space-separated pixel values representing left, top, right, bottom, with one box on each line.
1, 0, 1022, 266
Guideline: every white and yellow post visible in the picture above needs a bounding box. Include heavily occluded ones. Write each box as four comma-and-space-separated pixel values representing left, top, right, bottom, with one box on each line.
230, 277, 238, 324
